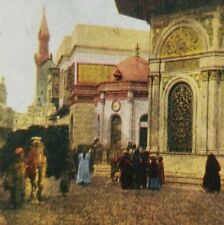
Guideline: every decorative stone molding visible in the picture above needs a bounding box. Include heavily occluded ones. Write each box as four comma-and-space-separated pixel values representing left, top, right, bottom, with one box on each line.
218, 14, 224, 48
201, 71, 209, 81
127, 91, 134, 102
160, 27, 203, 58
152, 25, 165, 54
165, 59, 199, 72
199, 15, 213, 45
153, 76, 160, 85
162, 76, 172, 90
189, 73, 201, 88
209, 71, 218, 80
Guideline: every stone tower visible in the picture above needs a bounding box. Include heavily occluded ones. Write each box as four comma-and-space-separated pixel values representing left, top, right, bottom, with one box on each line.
34, 7, 51, 107
0, 77, 6, 105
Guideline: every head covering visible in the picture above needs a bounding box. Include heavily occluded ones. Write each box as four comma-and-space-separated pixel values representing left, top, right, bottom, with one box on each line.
93, 137, 99, 142
31, 136, 42, 142
15, 147, 23, 155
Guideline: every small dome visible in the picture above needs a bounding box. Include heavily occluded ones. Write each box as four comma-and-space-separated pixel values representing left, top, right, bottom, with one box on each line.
111, 56, 148, 82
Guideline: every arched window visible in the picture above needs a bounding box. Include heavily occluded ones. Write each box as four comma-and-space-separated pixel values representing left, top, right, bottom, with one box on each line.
168, 82, 193, 152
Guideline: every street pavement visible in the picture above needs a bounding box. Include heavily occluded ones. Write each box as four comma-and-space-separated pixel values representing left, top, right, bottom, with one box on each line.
0, 175, 223, 225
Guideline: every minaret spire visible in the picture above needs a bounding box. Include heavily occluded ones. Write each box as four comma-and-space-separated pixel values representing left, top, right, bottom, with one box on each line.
39, 5, 50, 39
35, 5, 50, 66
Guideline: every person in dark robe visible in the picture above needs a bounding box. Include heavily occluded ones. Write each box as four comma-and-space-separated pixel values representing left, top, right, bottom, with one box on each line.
132, 148, 142, 189
202, 153, 221, 193
59, 156, 76, 196
158, 156, 165, 186
89, 137, 99, 173
126, 141, 133, 152
148, 156, 161, 191
119, 150, 133, 189
140, 147, 149, 188
4, 147, 26, 209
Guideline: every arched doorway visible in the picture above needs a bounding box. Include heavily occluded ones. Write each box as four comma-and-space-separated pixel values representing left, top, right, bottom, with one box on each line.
139, 114, 148, 148
110, 115, 121, 154
168, 82, 193, 152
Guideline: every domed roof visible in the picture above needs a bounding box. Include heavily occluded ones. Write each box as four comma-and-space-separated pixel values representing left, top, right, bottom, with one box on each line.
111, 56, 148, 82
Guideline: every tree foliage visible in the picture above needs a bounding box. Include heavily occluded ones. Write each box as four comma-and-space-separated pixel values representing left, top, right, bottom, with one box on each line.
0, 125, 69, 179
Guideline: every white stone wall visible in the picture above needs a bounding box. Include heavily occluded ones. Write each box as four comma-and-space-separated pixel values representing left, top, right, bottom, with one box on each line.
97, 98, 148, 149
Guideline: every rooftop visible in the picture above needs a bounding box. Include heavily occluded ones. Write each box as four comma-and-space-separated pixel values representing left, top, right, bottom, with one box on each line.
55, 24, 149, 64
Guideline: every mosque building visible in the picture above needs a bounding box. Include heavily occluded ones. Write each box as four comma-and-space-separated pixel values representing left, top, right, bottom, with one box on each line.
50, 23, 150, 155
115, 0, 224, 179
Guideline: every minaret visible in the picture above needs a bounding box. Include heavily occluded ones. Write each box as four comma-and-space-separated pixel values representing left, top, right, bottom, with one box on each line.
34, 6, 51, 107
35, 6, 50, 66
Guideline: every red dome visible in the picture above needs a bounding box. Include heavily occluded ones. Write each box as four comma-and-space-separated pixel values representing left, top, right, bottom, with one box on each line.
111, 56, 148, 82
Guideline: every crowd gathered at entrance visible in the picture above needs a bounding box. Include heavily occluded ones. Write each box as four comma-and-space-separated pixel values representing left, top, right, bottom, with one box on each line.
110, 143, 165, 190
1, 137, 222, 210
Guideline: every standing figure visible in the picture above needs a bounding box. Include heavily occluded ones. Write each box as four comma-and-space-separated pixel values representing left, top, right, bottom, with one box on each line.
119, 150, 133, 189
148, 156, 161, 191
59, 156, 76, 196
132, 148, 142, 189
4, 147, 26, 209
202, 153, 221, 193
89, 137, 99, 173
140, 147, 149, 188
158, 156, 165, 186
27, 137, 47, 203
76, 146, 91, 185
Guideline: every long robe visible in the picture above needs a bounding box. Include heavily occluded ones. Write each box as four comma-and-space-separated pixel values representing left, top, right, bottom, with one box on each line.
76, 153, 91, 184
202, 154, 221, 192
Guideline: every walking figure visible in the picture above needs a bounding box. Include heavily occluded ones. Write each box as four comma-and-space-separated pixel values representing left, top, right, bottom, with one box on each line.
4, 147, 26, 209
202, 153, 221, 193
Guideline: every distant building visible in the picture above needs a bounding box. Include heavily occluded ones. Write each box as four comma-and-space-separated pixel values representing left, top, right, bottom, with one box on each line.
0, 77, 13, 147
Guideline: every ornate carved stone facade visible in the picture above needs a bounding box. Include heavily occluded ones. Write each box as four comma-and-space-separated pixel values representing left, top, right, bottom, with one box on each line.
160, 27, 203, 58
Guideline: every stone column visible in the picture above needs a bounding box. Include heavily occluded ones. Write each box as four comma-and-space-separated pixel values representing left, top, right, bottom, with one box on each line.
207, 71, 218, 151
127, 91, 134, 145
98, 92, 105, 146
218, 72, 224, 151
147, 76, 153, 150
199, 71, 209, 153
150, 75, 160, 152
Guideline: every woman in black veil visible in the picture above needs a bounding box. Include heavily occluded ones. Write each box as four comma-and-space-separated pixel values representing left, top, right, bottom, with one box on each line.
202, 153, 221, 193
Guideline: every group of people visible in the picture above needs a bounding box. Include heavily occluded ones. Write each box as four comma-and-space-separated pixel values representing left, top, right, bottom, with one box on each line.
111, 143, 222, 193
3, 137, 47, 209
110, 144, 165, 190
3, 137, 99, 209
2, 136, 222, 209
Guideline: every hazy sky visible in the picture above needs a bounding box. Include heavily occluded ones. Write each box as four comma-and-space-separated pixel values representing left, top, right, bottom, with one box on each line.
0, 0, 149, 112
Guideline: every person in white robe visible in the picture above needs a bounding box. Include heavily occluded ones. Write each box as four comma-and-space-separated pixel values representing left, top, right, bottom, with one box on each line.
76, 148, 91, 184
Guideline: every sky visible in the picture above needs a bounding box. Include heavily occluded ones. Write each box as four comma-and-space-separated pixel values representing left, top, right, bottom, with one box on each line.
0, 0, 149, 112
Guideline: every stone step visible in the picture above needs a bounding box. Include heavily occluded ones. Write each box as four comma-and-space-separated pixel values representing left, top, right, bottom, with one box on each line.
94, 164, 223, 188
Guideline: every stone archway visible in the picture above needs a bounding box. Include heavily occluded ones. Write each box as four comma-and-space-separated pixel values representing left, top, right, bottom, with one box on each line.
168, 82, 193, 152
